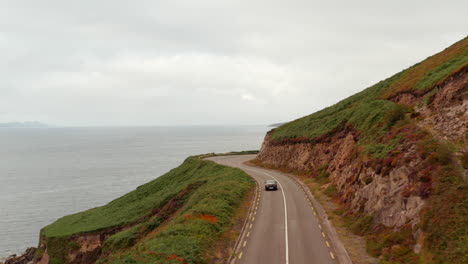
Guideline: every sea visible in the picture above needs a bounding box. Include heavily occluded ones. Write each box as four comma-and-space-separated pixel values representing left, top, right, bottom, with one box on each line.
0, 126, 270, 259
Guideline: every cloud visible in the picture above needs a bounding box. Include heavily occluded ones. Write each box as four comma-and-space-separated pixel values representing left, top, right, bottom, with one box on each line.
0, 0, 467, 125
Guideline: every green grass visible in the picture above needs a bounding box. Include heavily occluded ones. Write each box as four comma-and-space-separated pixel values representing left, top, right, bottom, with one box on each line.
40, 157, 254, 264
265, 37, 468, 264
414, 50, 468, 90
386, 37, 468, 97
270, 80, 404, 142
364, 136, 401, 159
270, 37, 468, 145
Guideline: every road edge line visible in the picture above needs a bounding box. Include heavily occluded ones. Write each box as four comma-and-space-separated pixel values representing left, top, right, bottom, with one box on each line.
245, 161, 353, 264
249, 168, 289, 264
285, 173, 353, 264
227, 177, 259, 264
271, 174, 289, 264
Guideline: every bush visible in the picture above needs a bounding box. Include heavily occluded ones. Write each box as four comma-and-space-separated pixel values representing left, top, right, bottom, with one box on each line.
384, 105, 407, 129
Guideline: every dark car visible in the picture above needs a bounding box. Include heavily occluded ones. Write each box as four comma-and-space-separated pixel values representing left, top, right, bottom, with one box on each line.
264, 180, 278, 191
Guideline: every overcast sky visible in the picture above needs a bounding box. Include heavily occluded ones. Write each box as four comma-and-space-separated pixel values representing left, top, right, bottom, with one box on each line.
1, 0, 467, 126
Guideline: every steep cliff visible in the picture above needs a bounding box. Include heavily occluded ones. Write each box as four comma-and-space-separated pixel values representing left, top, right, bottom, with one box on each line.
32, 157, 254, 264
257, 37, 467, 263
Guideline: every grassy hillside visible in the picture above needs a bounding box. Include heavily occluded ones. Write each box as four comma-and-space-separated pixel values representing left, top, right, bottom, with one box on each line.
264, 37, 468, 264
271, 37, 468, 147
38, 157, 254, 264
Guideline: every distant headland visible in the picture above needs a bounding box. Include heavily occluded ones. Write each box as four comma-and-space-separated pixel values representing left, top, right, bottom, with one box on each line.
268, 122, 287, 127
0, 122, 48, 128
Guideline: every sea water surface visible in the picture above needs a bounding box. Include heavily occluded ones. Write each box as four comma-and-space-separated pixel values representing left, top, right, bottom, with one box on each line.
0, 126, 269, 259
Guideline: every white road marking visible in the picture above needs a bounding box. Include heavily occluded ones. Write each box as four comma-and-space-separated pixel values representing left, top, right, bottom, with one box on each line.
212, 157, 340, 264
248, 168, 289, 264
243, 241, 247, 247
319, 224, 322, 230
249, 223, 253, 229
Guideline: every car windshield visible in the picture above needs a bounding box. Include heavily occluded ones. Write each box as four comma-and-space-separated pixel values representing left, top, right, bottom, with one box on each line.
266, 180, 276, 184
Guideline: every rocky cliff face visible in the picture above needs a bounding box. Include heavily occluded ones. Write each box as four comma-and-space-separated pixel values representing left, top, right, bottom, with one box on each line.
258, 67, 467, 228
257, 64, 467, 262
258, 125, 427, 229
1, 248, 36, 264
417, 71, 467, 145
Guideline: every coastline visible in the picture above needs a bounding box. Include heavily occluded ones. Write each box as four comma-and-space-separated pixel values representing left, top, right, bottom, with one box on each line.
0, 247, 36, 264
0, 126, 269, 259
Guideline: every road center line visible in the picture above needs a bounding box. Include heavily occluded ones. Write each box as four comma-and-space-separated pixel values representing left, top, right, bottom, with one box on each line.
247, 168, 289, 264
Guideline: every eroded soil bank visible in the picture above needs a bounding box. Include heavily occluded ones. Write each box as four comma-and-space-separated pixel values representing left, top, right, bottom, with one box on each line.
257, 69, 467, 263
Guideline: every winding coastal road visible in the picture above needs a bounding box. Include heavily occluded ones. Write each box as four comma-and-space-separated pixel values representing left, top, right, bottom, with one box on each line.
207, 155, 340, 264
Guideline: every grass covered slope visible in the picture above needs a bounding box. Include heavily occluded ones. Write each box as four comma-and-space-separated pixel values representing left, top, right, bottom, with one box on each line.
259, 37, 468, 264
271, 37, 468, 145
37, 157, 254, 264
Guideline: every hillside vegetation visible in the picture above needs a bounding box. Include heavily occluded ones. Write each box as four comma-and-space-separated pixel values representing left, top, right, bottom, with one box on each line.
272, 37, 467, 151
36, 157, 254, 264
259, 37, 467, 264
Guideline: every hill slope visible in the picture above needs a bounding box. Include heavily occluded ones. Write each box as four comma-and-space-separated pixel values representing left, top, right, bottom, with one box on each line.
34, 157, 254, 264
258, 37, 467, 263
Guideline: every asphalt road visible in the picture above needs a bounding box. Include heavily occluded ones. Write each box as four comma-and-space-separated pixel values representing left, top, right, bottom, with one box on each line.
208, 155, 337, 264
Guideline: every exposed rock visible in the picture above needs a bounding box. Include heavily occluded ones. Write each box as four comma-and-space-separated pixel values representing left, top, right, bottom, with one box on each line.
257, 68, 467, 262
259, 128, 426, 228
67, 234, 102, 264
258, 70, 466, 232
417, 69, 468, 142
35, 249, 48, 264
4, 247, 36, 264
33, 181, 205, 263
393, 92, 419, 106
413, 228, 424, 254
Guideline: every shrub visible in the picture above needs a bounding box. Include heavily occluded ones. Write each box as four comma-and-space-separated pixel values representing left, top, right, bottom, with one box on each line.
384, 105, 407, 129
365, 143, 394, 159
